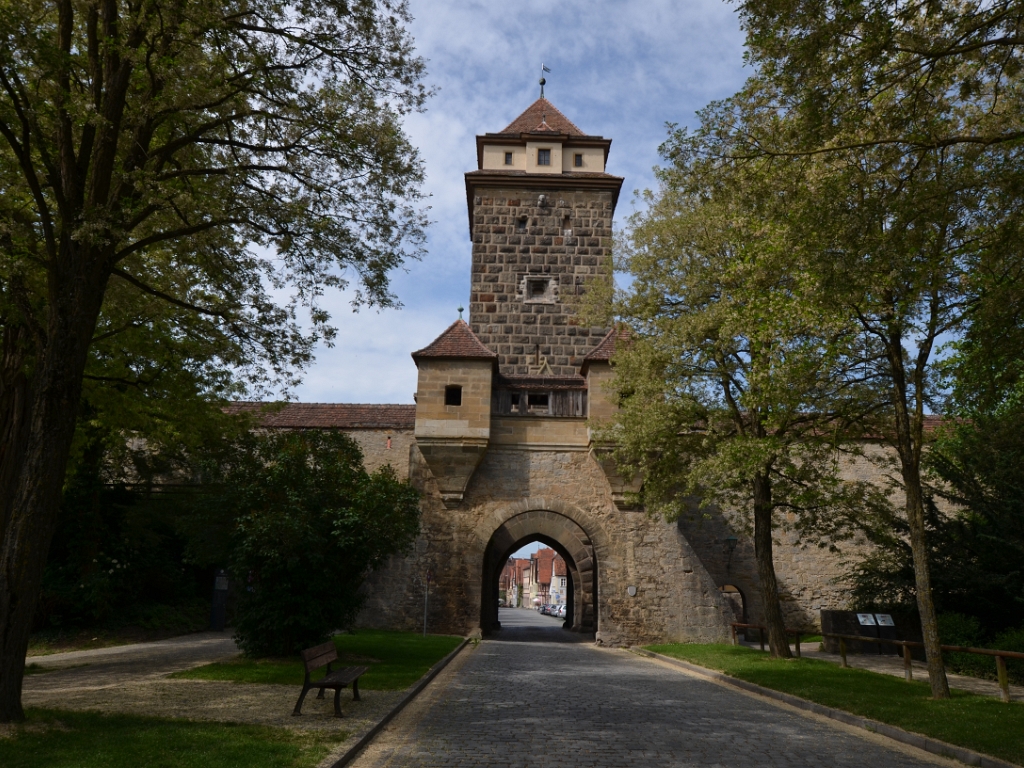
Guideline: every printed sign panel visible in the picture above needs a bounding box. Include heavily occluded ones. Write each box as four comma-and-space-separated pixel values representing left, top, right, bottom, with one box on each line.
875, 614, 895, 627
857, 613, 877, 625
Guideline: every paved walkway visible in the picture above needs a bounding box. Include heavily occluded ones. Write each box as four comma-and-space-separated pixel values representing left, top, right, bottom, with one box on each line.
489, 606, 592, 643
352, 621, 951, 767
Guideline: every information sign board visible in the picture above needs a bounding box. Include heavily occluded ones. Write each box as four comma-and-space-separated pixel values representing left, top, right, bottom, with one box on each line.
874, 614, 895, 627
857, 613, 877, 625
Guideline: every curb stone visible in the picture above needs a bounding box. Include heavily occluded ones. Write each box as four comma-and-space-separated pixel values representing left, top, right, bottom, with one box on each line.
329, 638, 471, 768
631, 648, 1020, 768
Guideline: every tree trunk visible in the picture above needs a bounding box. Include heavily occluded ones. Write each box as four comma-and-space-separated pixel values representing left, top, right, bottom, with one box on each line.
0, 269, 106, 722
886, 323, 950, 699
903, 466, 950, 698
753, 471, 792, 659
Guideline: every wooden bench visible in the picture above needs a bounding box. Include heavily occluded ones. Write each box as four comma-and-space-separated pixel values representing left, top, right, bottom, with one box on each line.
292, 642, 368, 717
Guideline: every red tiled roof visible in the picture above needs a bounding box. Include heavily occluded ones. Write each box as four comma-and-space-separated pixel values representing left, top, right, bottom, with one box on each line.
412, 319, 497, 361
583, 328, 631, 363
225, 402, 415, 429
500, 98, 586, 136
553, 556, 566, 577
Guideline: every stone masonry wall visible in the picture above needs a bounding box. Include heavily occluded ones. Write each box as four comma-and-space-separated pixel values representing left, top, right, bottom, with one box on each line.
352, 434, 902, 641
467, 185, 613, 376
357, 443, 737, 646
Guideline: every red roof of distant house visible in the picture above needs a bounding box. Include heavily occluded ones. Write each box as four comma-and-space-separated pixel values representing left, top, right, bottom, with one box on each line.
225, 402, 415, 430
553, 556, 566, 577
412, 319, 497, 362
499, 98, 586, 136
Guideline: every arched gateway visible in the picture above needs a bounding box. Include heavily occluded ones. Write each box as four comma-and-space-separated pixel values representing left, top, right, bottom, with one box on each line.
342, 96, 865, 645
482, 508, 597, 634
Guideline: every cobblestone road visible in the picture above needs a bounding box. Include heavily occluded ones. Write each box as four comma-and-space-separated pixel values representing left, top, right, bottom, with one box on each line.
355, 618, 947, 768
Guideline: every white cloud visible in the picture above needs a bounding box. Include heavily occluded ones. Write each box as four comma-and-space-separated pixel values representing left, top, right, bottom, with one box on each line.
291, 0, 747, 404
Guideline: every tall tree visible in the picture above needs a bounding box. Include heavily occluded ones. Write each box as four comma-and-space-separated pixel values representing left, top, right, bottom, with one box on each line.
709, 0, 1024, 700
0, 0, 427, 721
599, 129, 886, 658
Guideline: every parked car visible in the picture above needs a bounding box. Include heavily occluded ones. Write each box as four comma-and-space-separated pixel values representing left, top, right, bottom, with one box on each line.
556, 604, 567, 618
540, 604, 551, 615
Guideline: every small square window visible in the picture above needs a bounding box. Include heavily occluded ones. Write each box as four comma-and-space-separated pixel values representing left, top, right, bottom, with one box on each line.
516, 217, 527, 233
527, 279, 549, 300
537, 148, 551, 166
574, 153, 583, 168
504, 151, 513, 165
444, 385, 462, 406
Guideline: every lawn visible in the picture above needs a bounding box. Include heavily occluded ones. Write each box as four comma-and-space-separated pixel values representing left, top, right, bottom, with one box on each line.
173, 630, 463, 690
0, 709, 346, 768
646, 643, 1024, 766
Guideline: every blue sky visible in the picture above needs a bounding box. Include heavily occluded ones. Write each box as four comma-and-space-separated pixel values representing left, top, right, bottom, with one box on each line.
292, 0, 749, 404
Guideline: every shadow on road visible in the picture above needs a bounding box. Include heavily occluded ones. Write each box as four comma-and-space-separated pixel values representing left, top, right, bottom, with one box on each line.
487, 608, 595, 643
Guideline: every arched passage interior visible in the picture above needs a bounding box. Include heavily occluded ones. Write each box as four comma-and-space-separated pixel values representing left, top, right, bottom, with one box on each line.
481, 509, 597, 635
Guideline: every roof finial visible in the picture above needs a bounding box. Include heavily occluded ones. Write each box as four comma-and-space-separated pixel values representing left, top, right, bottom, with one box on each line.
539, 63, 551, 98
457, 305, 464, 319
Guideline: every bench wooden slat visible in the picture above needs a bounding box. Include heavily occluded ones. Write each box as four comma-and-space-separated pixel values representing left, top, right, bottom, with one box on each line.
301, 642, 337, 668
321, 666, 368, 687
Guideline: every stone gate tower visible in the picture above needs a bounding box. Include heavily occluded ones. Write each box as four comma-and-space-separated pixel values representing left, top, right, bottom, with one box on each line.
346, 96, 859, 645
464, 98, 622, 377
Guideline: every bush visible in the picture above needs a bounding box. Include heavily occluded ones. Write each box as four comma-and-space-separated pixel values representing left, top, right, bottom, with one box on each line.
195, 431, 420, 657
938, 613, 992, 679
991, 626, 1024, 685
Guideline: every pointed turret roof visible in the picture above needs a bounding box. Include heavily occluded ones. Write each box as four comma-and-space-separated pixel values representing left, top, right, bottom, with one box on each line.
411, 319, 497, 362
499, 97, 586, 136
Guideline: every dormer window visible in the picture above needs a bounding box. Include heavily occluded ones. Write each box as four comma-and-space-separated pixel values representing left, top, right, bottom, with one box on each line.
504, 151, 513, 165
537, 148, 551, 166
444, 385, 462, 406
574, 153, 583, 168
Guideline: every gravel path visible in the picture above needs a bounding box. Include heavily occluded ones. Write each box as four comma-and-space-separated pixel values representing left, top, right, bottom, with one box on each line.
21, 631, 404, 741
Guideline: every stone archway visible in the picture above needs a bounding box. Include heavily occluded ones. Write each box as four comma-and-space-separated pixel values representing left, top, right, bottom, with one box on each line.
481, 509, 597, 635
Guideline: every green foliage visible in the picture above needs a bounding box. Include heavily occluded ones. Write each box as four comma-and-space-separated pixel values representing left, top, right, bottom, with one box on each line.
172, 630, 462, 690
0, 709, 345, 768
645, 644, 1024, 765
191, 431, 420, 657
36, 427, 210, 633
606, 120, 891, 537
847, 399, 1024, 635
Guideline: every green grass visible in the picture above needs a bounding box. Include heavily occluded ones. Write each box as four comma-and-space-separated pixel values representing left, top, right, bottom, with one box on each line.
646, 643, 1024, 766
0, 709, 346, 768
172, 630, 463, 690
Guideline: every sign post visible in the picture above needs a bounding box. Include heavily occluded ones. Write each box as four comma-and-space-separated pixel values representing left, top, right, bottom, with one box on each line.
423, 570, 433, 637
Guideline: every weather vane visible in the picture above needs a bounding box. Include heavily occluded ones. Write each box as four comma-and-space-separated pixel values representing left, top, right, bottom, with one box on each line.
539, 63, 551, 98
458, 305, 464, 319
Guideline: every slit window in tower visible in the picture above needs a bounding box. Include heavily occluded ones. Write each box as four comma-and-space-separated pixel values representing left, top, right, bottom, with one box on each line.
444, 385, 462, 406
562, 215, 572, 237
516, 216, 527, 233
537, 148, 551, 166
505, 151, 513, 165
574, 153, 583, 167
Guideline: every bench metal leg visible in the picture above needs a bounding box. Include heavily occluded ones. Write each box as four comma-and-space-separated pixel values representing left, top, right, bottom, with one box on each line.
352, 678, 361, 702
333, 687, 344, 717
316, 686, 325, 699
293, 684, 311, 716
